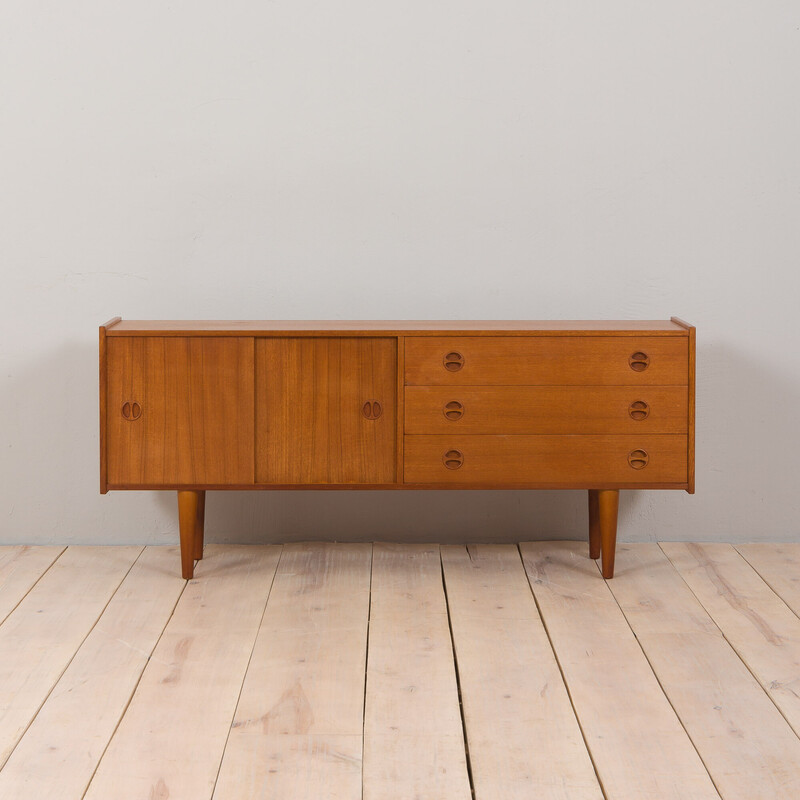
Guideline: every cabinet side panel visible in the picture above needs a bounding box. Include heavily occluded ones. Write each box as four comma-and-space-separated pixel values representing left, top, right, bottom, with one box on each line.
107, 337, 254, 485
256, 338, 396, 483
99, 325, 108, 493
687, 325, 696, 493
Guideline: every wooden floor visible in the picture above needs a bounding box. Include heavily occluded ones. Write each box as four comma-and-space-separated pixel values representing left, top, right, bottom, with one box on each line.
1, 542, 800, 798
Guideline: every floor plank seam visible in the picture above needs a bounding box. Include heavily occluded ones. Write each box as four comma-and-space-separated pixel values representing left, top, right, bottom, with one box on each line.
657, 542, 800, 744
733, 545, 800, 625
599, 553, 724, 800
516, 543, 609, 800
360, 542, 374, 800
440, 547, 477, 800
1, 546, 145, 775
6, 542, 800, 797
79, 547, 189, 800
0, 545, 67, 627
208, 544, 285, 800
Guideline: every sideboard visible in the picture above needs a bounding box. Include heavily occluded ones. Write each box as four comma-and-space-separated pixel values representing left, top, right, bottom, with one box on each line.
99, 319, 695, 579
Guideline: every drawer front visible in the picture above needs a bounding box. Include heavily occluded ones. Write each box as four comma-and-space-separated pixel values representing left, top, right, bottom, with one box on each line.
405, 386, 688, 435
404, 337, 688, 386
404, 435, 688, 484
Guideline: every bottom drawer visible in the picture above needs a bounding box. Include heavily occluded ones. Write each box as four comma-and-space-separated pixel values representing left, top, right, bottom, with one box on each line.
403, 435, 688, 484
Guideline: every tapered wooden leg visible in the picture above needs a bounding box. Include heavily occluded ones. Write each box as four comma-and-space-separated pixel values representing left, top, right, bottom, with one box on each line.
598, 489, 619, 579
193, 491, 206, 560
588, 490, 601, 560
178, 491, 200, 579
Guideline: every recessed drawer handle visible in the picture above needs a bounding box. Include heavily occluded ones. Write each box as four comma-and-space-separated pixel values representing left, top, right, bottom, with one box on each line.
628, 449, 649, 469
121, 401, 142, 421
362, 400, 382, 420
628, 401, 650, 420
443, 400, 465, 421
443, 352, 465, 372
442, 449, 464, 469
629, 352, 650, 372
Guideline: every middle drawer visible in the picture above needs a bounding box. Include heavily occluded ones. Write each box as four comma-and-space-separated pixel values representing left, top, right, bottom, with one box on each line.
405, 386, 688, 435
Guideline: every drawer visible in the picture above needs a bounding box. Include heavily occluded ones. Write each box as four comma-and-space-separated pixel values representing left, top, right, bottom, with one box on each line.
404, 386, 688, 434
403, 435, 688, 484
404, 337, 688, 386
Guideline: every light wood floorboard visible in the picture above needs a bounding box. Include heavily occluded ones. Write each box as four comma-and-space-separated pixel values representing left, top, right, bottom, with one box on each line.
83, 545, 281, 800
661, 542, 800, 739
443, 544, 602, 800
364, 543, 470, 800
609, 543, 800, 800
521, 541, 720, 800
0, 546, 185, 800
0, 546, 65, 625
212, 543, 372, 800
1, 541, 799, 799
0, 546, 142, 769
736, 543, 800, 617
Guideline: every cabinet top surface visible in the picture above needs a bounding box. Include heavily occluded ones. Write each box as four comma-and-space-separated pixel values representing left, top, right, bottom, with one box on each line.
105, 319, 691, 336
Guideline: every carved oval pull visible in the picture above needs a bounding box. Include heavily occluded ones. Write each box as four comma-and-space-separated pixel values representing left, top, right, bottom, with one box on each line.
442, 449, 464, 470
629, 352, 650, 372
628, 449, 649, 469
443, 352, 465, 372
362, 400, 382, 420
628, 400, 650, 421
121, 401, 142, 421
443, 400, 465, 421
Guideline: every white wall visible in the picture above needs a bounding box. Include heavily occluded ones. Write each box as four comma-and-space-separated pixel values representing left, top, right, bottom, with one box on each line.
2, 1, 799, 546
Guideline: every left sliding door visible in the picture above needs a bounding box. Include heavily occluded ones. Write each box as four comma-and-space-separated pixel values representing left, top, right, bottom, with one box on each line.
106, 337, 254, 486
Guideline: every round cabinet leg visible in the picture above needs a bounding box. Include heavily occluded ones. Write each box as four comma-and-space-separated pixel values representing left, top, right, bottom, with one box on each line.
193, 491, 206, 560
598, 489, 619, 579
178, 491, 200, 579
588, 490, 601, 560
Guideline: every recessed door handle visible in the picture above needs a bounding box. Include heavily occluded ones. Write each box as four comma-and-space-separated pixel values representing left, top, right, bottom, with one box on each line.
362, 400, 382, 420
121, 401, 142, 421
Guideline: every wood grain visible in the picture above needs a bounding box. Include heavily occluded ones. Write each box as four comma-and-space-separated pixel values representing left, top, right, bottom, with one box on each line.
661, 542, 800, 738
212, 543, 372, 800
405, 336, 689, 386
405, 385, 689, 434
609, 543, 800, 800
0, 546, 142, 769
0, 546, 64, 625
178, 490, 203, 579
395, 335, 405, 481
0, 547, 184, 800
256, 338, 396, 483
83, 545, 281, 800
520, 541, 720, 800
108, 320, 689, 335
597, 489, 619, 578
442, 545, 602, 800
736, 543, 800, 614
99, 316, 122, 495
106, 337, 255, 486
99, 319, 119, 493
404, 434, 688, 484
363, 544, 470, 800
106, 479, 691, 491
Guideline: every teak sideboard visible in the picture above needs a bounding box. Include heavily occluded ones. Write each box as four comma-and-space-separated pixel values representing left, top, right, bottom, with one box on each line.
99, 319, 695, 580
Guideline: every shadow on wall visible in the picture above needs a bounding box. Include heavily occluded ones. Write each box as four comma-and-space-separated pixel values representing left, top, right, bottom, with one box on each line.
173, 488, 594, 546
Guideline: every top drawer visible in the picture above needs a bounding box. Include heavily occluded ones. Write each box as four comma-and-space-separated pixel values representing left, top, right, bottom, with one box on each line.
405, 337, 688, 386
